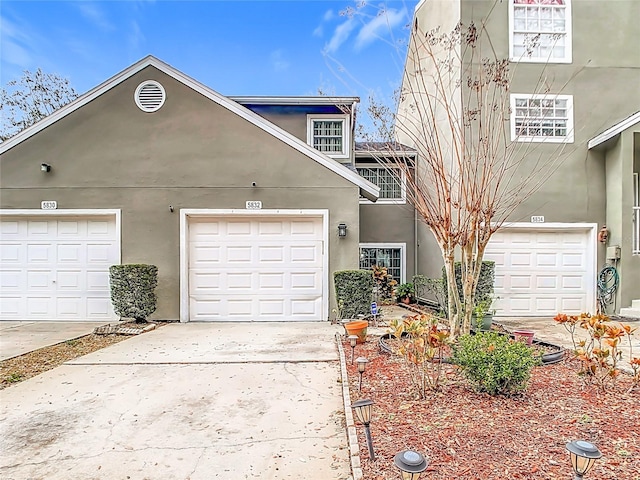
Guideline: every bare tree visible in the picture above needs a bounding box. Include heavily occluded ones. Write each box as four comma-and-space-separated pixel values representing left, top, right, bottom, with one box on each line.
362, 18, 574, 336
1, 68, 78, 141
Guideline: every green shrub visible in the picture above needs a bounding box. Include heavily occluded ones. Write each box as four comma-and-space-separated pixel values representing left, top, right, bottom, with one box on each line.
333, 270, 373, 319
451, 332, 541, 395
442, 261, 495, 312
413, 275, 446, 313
109, 264, 158, 323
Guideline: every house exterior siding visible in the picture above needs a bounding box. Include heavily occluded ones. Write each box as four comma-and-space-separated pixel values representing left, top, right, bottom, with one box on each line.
0, 66, 362, 321
400, 0, 640, 313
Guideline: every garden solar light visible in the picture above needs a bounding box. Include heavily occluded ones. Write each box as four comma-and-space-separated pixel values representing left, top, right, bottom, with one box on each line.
566, 440, 602, 479
348, 335, 358, 364
351, 398, 375, 461
394, 450, 428, 480
356, 356, 368, 391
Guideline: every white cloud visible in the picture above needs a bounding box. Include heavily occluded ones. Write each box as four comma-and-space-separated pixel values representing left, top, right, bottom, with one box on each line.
354, 8, 407, 51
313, 25, 323, 37
325, 18, 356, 53
0, 15, 36, 68
323, 9, 334, 21
270, 49, 290, 72
75, 2, 114, 32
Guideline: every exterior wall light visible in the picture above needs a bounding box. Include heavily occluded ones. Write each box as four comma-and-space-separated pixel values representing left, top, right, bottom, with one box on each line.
338, 223, 347, 238
41, 163, 51, 172
350, 398, 375, 461
356, 356, 368, 391
566, 440, 602, 479
394, 450, 428, 479
348, 335, 358, 364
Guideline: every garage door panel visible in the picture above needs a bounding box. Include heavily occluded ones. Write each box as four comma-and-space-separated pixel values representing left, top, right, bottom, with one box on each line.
188, 215, 324, 321
0, 271, 21, 289
26, 297, 51, 316
28, 244, 53, 263
27, 221, 51, 236
190, 245, 221, 264
486, 228, 592, 316
561, 275, 583, 289
27, 271, 51, 289
0, 216, 118, 321
0, 244, 21, 262
0, 297, 20, 316
536, 275, 558, 289
259, 246, 284, 262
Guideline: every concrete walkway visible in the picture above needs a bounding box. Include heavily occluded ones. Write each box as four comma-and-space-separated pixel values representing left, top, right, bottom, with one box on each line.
0, 321, 108, 361
0, 322, 350, 480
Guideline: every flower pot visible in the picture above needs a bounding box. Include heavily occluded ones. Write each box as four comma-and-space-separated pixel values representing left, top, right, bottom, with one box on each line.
344, 320, 368, 344
471, 313, 493, 331
513, 329, 535, 345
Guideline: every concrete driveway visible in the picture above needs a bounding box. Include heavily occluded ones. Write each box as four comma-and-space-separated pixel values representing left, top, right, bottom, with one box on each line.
0, 322, 350, 480
0, 321, 107, 361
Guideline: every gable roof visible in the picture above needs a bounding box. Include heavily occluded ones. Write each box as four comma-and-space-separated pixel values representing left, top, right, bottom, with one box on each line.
0, 56, 379, 201
588, 111, 640, 150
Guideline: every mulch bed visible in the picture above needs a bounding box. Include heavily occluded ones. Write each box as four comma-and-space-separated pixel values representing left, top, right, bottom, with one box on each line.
345, 336, 639, 480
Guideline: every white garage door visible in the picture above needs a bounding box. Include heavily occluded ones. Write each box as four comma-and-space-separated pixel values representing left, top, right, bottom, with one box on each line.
188, 216, 325, 321
484, 228, 593, 316
0, 216, 119, 320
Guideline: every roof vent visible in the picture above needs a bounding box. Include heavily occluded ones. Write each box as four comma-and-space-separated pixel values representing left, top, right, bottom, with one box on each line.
134, 81, 166, 112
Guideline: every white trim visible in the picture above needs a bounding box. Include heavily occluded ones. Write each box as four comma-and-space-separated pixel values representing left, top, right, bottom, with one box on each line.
587, 111, 640, 150
134, 80, 166, 112
0, 56, 379, 202
494, 222, 597, 313
0, 208, 122, 266
508, 0, 572, 64
231, 96, 359, 106
359, 242, 407, 283
510, 93, 574, 143
357, 165, 407, 205
306, 114, 351, 159
179, 208, 329, 323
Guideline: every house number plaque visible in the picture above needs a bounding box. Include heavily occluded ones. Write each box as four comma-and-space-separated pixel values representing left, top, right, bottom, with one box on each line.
246, 201, 262, 210
531, 216, 545, 223
41, 201, 58, 210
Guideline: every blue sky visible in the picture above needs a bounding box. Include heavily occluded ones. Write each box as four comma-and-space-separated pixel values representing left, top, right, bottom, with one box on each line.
1, 0, 417, 103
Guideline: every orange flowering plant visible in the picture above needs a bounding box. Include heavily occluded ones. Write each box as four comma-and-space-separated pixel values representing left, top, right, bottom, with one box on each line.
554, 312, 638, 391
389, 313, 451, 397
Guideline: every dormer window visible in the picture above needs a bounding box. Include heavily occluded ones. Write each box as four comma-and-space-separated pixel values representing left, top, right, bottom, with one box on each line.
307, 114, 350, 159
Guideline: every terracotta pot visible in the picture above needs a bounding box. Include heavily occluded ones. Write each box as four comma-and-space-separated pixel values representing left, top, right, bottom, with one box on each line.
344, 320, 368, 344
513, 329, 535, 345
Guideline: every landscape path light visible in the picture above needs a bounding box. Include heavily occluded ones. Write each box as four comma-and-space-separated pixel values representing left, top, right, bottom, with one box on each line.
394, 450, 428, 480
356, 356, 368, 391
348, 335, 358, 364
350, 398, 375, 461
566, 440, 602, 479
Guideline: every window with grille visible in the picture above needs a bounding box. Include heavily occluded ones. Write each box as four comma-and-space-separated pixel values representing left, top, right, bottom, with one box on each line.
510, 94, 574, 142
357, 166, 405, 203
359, 244, 405, 283
307, 115, 349, 158
509, 0, 571, 63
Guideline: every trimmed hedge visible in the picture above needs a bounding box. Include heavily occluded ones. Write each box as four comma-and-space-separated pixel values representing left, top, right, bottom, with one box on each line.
442, 261, 495, 310
333, 270, 374, 319
109, 264, 158, 323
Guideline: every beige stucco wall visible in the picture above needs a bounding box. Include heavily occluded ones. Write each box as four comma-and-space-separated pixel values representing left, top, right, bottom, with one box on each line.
405, 1, 640, 313
604, 130, 640, 310
0, 67, 362, 320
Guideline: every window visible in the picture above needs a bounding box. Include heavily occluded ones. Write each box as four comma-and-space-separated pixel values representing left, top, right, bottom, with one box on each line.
359, 244, 406, 283
307, 114, 349, 158
509, 0, 572, 63
510, 94, 574, 142
357, 166, 406, 203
